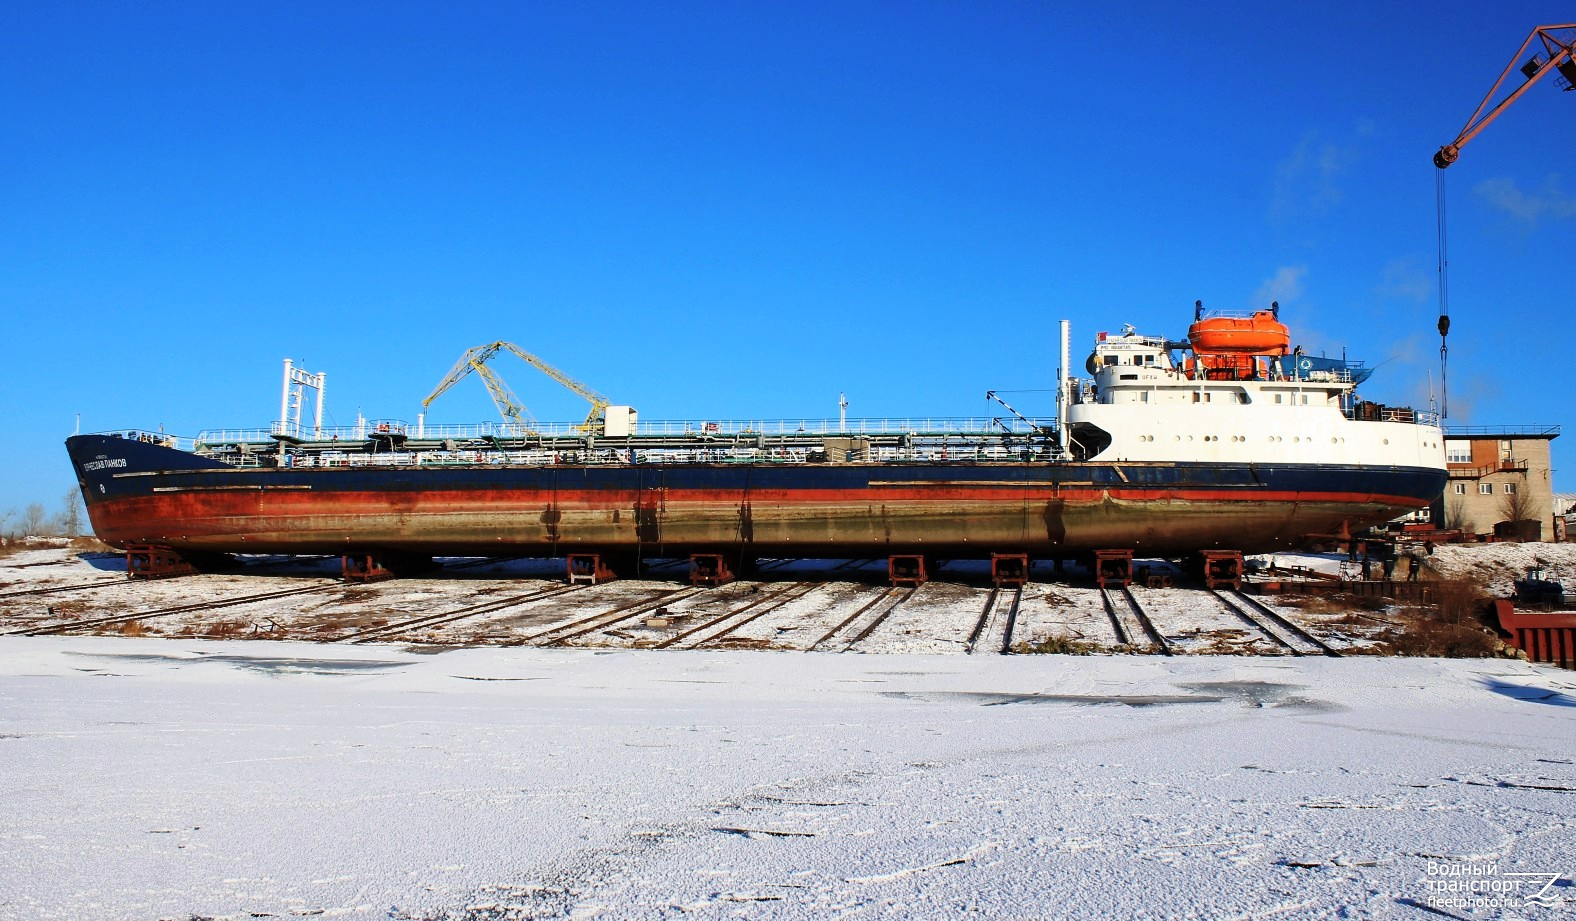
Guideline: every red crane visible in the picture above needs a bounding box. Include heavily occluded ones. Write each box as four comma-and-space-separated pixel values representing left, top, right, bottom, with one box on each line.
1435, 23, 1576, 168
1430, 24, 1575, 418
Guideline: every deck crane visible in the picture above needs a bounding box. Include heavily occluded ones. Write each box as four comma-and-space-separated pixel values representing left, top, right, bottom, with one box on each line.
1431, 23, 1576, 419
422, 342, 613, 435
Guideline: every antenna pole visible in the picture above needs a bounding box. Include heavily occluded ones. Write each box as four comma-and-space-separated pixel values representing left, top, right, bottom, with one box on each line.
279, 358, 293, 434
1057, 319, 1071, 456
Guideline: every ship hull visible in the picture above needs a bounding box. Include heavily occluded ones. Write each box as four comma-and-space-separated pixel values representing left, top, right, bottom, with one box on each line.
68, 435, 1445, 559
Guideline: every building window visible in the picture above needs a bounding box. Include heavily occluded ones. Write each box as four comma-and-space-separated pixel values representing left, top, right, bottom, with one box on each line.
1480, 483, 1493, 495
1445, 441, 1472, 463
1453, 483, 1466, 495
1504, 483, 1517, 494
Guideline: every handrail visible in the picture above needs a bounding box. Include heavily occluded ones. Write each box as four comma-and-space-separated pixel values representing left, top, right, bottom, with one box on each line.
1443, 425, 1561, 437
194, 416, 1060, 445
1449, 458, 1529, 478
215, 443, 1048, 470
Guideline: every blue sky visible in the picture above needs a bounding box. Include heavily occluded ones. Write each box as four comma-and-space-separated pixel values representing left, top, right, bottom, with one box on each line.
3, 2, 1574, 516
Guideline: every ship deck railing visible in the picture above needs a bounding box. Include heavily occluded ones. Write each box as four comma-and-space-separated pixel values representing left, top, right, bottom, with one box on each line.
1379, 407, 1439, 425
219, 444, 1050, 469
193, 416, 1059, 447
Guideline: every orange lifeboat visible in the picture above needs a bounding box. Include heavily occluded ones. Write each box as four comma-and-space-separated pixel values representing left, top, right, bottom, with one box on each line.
1187, 310, 1290, 356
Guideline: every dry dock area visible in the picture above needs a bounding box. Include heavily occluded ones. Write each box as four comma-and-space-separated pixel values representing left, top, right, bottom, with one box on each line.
0, 545, 1503, 656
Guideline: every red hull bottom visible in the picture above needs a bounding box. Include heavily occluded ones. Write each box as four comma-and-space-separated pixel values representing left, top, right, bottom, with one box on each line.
85, 488, 1425, 559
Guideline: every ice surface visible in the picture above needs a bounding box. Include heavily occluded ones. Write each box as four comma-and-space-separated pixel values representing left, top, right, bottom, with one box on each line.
2, 637, 1573, 919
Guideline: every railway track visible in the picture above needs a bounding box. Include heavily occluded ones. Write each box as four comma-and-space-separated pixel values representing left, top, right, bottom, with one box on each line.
2, 557, 102, 570
512, 586, 706, 647
7, 581, 344, 637
808, 586, 917, 652
966, 585, 1023, 655
1212, 589, 1339, 657
1100, 586, 1171, 654
659, 581, 821, 650
340, 583, 583, 644
0, 577, 134, 601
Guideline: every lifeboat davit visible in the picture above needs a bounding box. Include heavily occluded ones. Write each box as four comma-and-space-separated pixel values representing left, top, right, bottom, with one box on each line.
1188, 310, 1290, 356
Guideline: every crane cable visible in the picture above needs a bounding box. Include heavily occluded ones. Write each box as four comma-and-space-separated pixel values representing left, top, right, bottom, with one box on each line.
1434, 167, 1450, 419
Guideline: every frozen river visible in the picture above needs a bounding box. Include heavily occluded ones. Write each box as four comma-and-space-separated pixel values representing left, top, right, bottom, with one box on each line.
1, 637, 1572, 919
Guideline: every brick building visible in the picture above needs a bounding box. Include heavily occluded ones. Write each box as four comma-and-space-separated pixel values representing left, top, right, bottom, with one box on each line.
1429, 427, 1560, 538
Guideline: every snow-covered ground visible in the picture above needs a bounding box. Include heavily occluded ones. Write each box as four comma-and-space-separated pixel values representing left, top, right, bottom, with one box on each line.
1427, 543, 1576, 597
1, 638, 1573, 919
0, 547, 1513, 656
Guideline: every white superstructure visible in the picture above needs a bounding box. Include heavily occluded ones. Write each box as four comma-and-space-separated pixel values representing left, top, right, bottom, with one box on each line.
1064, 327, 1446, 471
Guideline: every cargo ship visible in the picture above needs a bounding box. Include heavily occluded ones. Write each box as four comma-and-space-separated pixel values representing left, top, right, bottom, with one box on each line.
66, 307, 1447, 579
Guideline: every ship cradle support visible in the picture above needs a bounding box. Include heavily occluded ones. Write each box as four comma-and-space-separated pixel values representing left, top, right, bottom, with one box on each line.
343, 552, 435, 584
116, 545, 1279, 588
126, 545, 234, 580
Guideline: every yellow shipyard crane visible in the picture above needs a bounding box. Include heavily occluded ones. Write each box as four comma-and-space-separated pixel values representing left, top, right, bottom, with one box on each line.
422, 342, 613, 435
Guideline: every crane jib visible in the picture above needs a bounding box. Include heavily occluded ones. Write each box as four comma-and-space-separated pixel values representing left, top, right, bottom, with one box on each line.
422, 341, 614, 434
